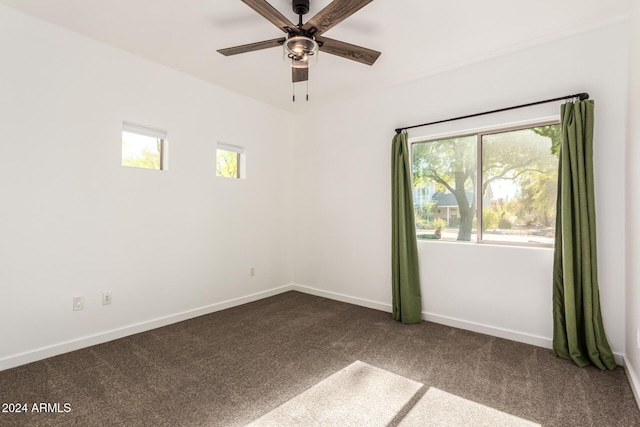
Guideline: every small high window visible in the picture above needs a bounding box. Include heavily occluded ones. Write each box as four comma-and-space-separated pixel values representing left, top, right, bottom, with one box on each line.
216, 143, 244, 179
122, 122, 167, 170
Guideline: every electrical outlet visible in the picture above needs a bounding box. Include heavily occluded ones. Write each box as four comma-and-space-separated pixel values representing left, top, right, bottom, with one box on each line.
250, 267, 255, 277
102, 291, 112, 305
73, 296, 84, 311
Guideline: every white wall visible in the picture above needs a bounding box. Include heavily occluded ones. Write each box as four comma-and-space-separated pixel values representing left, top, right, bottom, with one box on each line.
626, 0, 640, 399
0, 5, 293, 369
292, 21, 629, 354
0, 3, 633, 376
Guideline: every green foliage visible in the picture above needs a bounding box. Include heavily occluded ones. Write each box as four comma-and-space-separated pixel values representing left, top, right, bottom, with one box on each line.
414, 200, 438, 228
533, 124, 562, 156
431, 218, 447, 239
498, 215, 512, 229
482, 128, 557, 187
216, 150, 239, 178
422, 199, 438, 217
432, 218, 447, 231
482, 209, 499, 231
122, 139, 162, 170
413, 136, 477, 193
511, 171, 557, 227
414, 216, 430, 230
417, 234, 440, 240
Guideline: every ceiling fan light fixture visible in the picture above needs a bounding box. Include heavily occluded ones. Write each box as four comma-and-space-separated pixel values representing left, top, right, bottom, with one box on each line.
283, 35, 318, 68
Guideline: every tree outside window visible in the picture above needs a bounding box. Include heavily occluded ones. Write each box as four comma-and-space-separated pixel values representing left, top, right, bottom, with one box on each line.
412, 122, 560, 246
216, 143, 244, 179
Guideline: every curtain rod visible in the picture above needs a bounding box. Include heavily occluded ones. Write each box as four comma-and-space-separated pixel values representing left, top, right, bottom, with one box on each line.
394, 92, 589, 135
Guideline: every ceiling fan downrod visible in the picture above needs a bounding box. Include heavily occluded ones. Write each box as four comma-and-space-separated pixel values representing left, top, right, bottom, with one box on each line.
292, 0, 310, 28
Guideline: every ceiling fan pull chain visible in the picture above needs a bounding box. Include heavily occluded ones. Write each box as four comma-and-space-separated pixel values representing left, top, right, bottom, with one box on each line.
293, 81, 296, 102
306, 79, 309, 101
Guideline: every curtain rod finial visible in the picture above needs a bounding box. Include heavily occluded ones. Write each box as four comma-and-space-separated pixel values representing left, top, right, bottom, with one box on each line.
579, 93, 589, 101
395, 128, 402, 135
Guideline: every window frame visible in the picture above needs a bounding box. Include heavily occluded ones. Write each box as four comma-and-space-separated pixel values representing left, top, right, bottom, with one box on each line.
122, 121, 167, 171
216, 142, 245, 179
411, 118, 560, 248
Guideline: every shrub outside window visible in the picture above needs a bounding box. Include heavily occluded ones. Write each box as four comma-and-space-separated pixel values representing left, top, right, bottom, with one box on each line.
412, 121, 560, 247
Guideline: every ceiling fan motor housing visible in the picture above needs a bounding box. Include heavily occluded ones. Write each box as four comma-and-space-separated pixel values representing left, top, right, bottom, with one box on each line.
292, 0, 310, 16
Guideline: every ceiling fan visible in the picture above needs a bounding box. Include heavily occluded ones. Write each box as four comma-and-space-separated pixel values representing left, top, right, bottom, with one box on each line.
217, 0, 381, 100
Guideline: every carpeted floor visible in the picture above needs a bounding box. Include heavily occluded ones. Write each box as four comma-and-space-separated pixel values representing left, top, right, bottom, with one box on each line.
1, 291, 639, 426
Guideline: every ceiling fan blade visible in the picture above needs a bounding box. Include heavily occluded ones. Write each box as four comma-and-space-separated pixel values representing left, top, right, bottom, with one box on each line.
241, 0, 298, 33
292, 67, 309, 82
316, 36, 381, 66
302, 0, 374, 36
217, 37, 286, 56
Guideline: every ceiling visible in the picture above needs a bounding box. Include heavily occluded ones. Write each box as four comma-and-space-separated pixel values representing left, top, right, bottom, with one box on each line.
0, 0, 630, 112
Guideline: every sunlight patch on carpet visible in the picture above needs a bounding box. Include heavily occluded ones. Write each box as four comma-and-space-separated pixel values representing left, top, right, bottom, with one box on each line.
398, 387, 540, 427
246, 360, 423, 426
245, 361, 540, 426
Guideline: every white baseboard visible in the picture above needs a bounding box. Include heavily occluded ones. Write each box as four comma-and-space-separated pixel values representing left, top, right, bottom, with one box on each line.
292, 284, 553, 349
624, 355, 640, 410
291, 284, 626, 366
0, 284, 294, 372
291, 284, 393, 313
3, 283, 630, 377
422, 312, 554, 349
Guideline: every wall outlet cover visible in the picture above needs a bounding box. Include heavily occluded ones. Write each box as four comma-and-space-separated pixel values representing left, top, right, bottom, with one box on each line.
102, 292, 112, 305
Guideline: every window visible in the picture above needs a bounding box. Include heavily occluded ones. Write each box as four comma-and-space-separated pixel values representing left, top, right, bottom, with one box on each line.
216, 143, 244, 179
412, 121, 560, 246
122, 122, 167, 170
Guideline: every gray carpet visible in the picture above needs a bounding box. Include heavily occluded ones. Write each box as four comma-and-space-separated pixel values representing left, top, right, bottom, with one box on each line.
1, 291, 639, 426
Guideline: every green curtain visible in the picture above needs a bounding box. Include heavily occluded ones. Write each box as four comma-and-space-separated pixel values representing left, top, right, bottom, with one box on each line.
552, 100, 616, 370
391, 132, 422, 324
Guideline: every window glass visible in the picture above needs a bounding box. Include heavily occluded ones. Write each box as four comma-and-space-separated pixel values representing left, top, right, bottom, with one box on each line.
413, 135, 477, 242
216, 149, 240, 178
412, 122, 560, 247
122, 123, 166, 170
481, 125, 559, 245
216, 143, 244, 179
